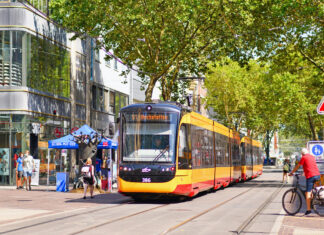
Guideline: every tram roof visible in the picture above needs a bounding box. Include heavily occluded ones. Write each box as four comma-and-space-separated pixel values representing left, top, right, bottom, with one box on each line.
120, 101, 191, 112
241, 136, 262, 147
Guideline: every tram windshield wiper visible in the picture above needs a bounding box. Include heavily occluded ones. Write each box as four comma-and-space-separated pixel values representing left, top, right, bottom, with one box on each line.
152, 145, 169, 162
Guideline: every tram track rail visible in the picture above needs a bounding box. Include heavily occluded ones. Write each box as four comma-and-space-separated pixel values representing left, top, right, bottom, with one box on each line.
69, 203, 170, 235
161, 180, 284, 235
160, 187, 255, 235
233, 183, 284, 235
71, 179, 283, 235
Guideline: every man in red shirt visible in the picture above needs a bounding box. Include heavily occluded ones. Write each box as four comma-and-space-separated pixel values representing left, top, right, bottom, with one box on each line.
289, 148, 320, 215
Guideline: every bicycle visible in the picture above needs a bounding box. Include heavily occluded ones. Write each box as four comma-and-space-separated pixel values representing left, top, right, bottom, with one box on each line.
282, 173, 324, 216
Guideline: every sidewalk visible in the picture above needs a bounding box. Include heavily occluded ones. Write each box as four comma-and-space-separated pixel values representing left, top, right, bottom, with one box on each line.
0, 185, 129, 227
260, 167, 324, 235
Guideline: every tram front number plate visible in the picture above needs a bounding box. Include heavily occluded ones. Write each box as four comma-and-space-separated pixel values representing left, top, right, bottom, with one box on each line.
142, 178, 151, 183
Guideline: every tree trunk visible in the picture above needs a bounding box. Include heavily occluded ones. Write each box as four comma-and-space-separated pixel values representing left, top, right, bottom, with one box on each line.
263, 130, 274, 165
145, 76, 159, 102
307, 112, 318, 140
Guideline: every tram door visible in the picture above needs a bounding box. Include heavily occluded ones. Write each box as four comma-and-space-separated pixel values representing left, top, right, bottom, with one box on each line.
228, 133, 233, 183
246, 141, 253, 179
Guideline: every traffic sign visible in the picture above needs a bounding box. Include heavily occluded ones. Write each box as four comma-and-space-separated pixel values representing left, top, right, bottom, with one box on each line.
70, 127, 79, 134
54, 127, 64, 138
308, 141, 324, 161
317, 97, 324, 115
312, 145, 323, 156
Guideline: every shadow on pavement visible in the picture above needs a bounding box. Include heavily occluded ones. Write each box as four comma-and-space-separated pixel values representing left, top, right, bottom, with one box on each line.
65, 193, 132, 204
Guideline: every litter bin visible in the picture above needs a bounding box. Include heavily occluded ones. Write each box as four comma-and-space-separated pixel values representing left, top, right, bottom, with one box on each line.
56, 172, 69, 192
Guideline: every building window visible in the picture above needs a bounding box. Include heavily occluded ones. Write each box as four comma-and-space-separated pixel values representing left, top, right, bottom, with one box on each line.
104, 89, 109, 112
105, 58, 110, 67
1, 30, 71, 96
92, 85, 97, 109
114, 58, 118, 70
94, 49, 100, 62
109, 91, 115, 114
29, 0, 49, 14
0, 31, 11, 86
75, 54, 86, 104
98, 87, 104, 112
114, 93, 128, 119
27, 33, 70, 97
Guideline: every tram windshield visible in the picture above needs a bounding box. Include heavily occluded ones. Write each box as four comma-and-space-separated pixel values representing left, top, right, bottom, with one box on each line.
121, 112, 178, 163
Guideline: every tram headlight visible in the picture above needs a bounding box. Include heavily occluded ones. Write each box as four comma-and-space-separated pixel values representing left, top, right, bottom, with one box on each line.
146, 105, 152, 111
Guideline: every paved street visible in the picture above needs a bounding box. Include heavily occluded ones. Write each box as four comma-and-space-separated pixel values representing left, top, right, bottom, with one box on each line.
0, 167, 323, 235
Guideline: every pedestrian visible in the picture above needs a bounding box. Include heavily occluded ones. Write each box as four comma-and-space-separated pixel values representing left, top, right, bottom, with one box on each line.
101, 156, 109, 191
82, 157, 95, 199
282, 158, 290, 183
22, 150, 35, 191
16, 152, 24, 189
289, 148, 321, 216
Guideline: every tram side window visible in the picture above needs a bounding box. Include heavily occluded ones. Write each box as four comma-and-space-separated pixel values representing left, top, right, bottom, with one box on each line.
225, 142, 230, 166
253, 146, 257, 165
240, 142, 245, 165
191, 125, 203, 168
200, 129, 213, 168
215, 133, 225, 166
247, 143, 252, 166
178, 124, 191, 169
232, 138, 240, 166
257, 147, 261, 165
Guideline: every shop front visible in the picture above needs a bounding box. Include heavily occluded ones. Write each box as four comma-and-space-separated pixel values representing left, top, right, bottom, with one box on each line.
0, 113, 71, 186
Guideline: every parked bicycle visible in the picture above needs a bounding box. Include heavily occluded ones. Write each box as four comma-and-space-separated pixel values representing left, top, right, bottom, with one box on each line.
282, 173, 324, 216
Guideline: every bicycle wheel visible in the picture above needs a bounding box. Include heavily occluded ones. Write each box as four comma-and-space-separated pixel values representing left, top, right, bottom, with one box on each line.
312, 199, 324, 217
282, 188, 302, 215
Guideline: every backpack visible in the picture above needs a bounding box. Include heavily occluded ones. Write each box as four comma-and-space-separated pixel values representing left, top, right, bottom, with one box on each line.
283, 163, 289, 171
81, 165, 92, 179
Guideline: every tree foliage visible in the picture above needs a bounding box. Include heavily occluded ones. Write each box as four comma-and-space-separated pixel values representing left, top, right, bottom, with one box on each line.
205, 55, 324, 158
50, 0, 324, 101
50, 0, 238, 101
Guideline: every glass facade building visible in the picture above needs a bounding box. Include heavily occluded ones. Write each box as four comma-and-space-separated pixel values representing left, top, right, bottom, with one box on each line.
0, 1, 133, 186
0, 30, 70, 97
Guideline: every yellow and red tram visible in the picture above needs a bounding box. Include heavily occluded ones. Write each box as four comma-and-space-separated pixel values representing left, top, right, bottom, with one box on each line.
240, 137, 263, 181
118, 102, 263, 199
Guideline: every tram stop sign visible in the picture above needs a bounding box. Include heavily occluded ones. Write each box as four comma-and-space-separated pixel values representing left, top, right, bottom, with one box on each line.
308, 141, 324, 161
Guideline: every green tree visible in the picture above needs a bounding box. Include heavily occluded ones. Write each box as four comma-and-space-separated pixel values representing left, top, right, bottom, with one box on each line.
204, 58, 266, 133
268, 47, 324, 140
50, 0, 323, 101
50, 0, 238, 101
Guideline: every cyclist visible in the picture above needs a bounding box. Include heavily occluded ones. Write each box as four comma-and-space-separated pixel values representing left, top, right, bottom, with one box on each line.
289, 148, 320, 215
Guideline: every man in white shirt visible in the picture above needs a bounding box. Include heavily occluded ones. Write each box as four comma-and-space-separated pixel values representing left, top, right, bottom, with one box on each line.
22, 150, 35, 191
